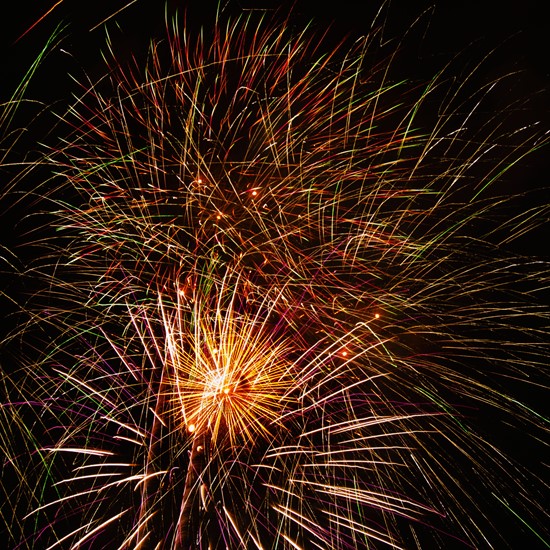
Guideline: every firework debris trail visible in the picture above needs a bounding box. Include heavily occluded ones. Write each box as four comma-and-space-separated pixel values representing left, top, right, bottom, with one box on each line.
1, 3, 549, 549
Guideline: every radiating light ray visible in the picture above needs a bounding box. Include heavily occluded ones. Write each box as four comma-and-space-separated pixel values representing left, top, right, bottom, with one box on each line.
1, 4, 548, 549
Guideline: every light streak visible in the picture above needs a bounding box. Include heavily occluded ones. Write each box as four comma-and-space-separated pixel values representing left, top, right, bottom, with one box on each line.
1, 4, 548, 549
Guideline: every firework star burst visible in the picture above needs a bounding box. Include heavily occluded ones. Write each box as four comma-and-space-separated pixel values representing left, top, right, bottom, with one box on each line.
1, 2, 549, 549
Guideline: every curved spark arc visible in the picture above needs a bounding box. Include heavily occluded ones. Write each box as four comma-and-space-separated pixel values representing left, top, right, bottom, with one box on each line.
1, 4, 548, 549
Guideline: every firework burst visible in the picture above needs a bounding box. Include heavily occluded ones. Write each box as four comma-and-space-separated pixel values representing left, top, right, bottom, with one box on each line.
1, 3, 549, 549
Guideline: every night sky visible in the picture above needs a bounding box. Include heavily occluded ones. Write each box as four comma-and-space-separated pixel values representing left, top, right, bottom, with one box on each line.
1, 2, 548, 548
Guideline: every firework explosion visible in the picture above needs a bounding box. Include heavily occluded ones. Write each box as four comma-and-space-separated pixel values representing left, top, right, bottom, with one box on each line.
1, 2, 548, 548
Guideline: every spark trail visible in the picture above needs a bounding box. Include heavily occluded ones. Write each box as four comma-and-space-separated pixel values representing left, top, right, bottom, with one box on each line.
1, 4, 549, 549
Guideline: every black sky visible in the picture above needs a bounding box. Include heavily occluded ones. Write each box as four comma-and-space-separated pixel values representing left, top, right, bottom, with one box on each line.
1, 1, 548, 548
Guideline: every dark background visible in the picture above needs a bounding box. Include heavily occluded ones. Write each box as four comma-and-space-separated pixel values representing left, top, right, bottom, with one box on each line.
1, 1, 548, 548
2, 1, 548, 97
